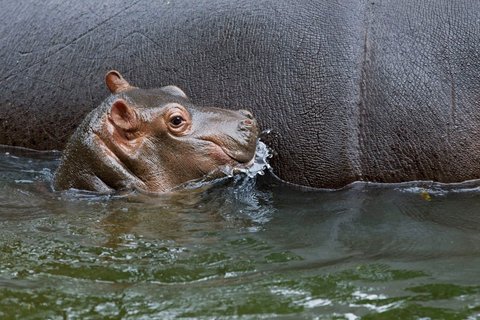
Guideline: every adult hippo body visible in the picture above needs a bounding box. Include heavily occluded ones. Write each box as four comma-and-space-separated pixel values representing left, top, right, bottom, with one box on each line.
1, 0, 480, 189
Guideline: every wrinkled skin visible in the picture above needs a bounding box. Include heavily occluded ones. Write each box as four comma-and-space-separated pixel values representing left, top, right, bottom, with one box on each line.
54, 71, 258, 193
1, 0, 480, 189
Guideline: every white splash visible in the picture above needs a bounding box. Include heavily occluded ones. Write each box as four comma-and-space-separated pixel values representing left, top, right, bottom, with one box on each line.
222, 139, 272, 178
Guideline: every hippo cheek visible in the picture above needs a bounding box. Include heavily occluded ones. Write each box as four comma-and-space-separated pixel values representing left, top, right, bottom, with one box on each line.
203, 142, 239, 166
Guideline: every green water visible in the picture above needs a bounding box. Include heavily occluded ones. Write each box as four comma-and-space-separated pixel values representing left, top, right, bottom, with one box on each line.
1, 147, 480, 319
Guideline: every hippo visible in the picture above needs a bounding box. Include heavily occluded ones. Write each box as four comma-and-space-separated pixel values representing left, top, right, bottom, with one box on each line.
1, 0, 480, 189
54, 71, 258, 193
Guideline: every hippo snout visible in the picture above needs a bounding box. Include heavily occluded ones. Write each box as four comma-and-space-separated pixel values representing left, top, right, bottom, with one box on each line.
203, 109, 258, 165
237, 109, 257, 132
238, 119, 258, 137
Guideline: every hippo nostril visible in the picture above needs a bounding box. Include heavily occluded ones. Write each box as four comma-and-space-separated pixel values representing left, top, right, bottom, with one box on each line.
238, 109, 253, 119
242, 119, 253, 126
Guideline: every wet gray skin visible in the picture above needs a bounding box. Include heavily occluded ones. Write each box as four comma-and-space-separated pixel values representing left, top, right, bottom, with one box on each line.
54, 71, 259, 193
4, 0, 480, 190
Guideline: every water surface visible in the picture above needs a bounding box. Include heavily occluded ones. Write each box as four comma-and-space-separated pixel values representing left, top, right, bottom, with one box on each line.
1, 146, 480, 319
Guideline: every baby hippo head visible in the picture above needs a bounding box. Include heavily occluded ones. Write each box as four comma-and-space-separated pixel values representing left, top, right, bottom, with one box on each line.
54, 71, 259, 193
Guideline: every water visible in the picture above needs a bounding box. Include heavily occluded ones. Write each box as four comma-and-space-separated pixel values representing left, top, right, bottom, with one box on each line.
1, 145, 480, 319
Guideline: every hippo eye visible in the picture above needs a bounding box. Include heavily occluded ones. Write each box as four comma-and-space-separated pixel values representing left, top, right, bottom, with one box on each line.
170, 115, 184, 127
165, 104, 191, 136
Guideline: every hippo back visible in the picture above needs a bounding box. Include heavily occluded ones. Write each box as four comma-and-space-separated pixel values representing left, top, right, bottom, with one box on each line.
1, 0, 480, 188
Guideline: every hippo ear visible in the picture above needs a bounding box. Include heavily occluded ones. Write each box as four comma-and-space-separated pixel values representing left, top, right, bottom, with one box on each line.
162, 85, 188, 100
105, 70, 134, 93
109, 99, 139, 132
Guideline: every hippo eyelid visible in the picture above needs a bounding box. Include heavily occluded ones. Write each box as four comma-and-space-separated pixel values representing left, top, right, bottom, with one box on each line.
163, 104, 192, 136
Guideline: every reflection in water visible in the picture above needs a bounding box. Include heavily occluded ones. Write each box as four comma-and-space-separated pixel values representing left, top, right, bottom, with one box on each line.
0, 146, 480, 318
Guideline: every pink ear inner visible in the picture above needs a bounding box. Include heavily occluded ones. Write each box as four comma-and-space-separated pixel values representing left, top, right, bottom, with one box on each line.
109, 99, 138, 131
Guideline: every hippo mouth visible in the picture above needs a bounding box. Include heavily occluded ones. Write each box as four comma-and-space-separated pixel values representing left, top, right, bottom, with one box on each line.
202, 137, 256, 166
223, 146, 256, 164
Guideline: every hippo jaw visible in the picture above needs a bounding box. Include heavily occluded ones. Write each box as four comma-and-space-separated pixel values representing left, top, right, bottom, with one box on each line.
200, 132, 258, 167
